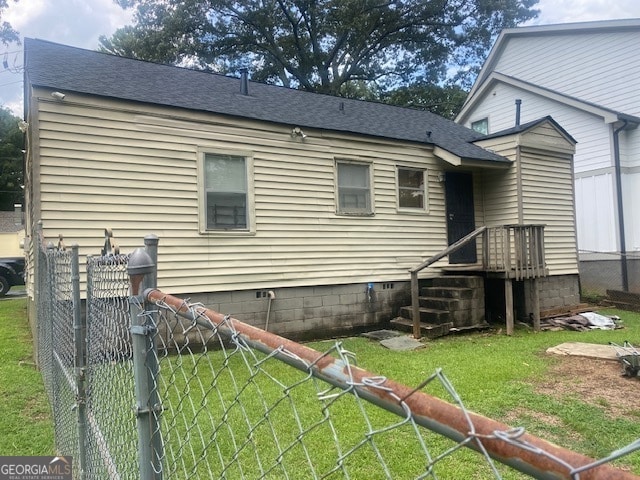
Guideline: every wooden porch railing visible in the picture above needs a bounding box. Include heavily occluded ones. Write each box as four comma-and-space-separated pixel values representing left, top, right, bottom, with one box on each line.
483, 225, 546, 280
409, 224, 546, 339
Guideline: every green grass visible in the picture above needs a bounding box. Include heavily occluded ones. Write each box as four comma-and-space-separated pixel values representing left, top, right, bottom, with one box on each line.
4, 298, 639, 478
156, 309, 640, 479
308, 309, 640, 477
0, 297, 54, 455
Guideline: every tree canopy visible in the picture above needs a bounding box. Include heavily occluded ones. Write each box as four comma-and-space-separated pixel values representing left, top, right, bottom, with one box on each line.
101, 0, 538, 116
0, 0, 19, 46
0, 106, 23, 210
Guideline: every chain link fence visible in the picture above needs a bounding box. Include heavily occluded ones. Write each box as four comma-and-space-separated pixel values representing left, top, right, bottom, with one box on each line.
33, 230, 640, 479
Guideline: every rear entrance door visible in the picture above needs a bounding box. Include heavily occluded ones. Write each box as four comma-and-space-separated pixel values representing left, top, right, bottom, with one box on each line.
445, 171, 477, 264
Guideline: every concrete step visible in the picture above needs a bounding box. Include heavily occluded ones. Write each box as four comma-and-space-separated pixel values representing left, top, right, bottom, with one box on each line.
399, 305, 450, 324
390, 317, 452, 339
419, 296, 481, 312
422, 286, 476, 299
431, 275, 483, 289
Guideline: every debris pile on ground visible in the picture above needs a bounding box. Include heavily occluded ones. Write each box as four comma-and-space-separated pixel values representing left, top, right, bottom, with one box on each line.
540, 311, 620, 331
610, 341, 640, 377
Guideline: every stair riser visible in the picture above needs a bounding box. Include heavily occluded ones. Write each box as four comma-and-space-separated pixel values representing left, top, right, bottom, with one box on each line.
422, 287, 476, 299
420, 298, 483, 312
400, 306, 451, 324
389, 318, 452, 339
431, 276, 483, 289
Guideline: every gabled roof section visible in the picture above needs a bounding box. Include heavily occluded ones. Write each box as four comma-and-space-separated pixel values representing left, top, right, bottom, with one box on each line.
478, 115, 577, 144
464, 18, 640, 104
24, 38, 507, 164
457, 72, 640, 125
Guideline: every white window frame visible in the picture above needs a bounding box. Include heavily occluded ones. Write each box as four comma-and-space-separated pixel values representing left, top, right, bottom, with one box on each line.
198, 149, 255, 234
471, 117, 489, 135
335, 159, 374, 216
396, 166, 428, 213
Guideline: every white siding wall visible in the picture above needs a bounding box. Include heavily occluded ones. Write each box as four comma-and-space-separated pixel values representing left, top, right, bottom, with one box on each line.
462, 82, 611, 173
622, 128, 640, 169
623, 171, 640, 253
33, 92, 451, 294
494, 31, 640, 116
575, 173, 617, 253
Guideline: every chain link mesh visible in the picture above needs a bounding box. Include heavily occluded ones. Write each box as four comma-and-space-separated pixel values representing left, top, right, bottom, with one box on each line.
142, 295, 640, 480
85, 253, 137, 479
31, 233, 640, 479
36, 240, 80, 478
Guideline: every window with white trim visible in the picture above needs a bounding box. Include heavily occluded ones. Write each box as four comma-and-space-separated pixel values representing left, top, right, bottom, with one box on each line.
397, 167, 427, 211
471, 118, 488, 135
336, 160, 373, 215
203, 153, 250, 231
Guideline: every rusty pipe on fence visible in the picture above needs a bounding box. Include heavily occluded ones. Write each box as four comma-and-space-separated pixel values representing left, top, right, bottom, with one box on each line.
144, 288, 638, 480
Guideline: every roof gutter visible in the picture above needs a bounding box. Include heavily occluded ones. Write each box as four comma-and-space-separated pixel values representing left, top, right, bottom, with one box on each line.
613, 119, 628, 291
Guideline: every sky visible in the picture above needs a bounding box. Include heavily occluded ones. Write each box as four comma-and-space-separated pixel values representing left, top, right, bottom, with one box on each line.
2, 0, 640, 116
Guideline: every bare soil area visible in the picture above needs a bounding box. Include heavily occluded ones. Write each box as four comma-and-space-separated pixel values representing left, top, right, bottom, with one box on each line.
535, 355, 639, 419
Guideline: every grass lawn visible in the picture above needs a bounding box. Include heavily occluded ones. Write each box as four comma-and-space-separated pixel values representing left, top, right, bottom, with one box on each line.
0, 297, 54, 455
309, 308, 640, 477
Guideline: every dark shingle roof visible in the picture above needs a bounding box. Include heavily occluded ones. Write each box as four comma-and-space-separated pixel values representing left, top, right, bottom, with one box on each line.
481, 115, 578, 143
24, 38, 506, 163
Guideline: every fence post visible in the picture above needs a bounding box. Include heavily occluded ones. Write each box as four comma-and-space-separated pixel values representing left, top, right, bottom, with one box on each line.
142, 234, 163, 472
128, 247, 163, 479
71, 244, 88, 479
143, 235, 159, 292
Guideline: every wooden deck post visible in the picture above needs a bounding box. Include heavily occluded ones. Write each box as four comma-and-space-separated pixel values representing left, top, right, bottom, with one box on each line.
505, 279, 514, 335
411, 271, 421, 339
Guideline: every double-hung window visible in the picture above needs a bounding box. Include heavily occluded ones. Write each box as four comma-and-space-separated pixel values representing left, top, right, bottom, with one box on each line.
203, 153, 251, 231
397, 167, 427, 211
336, 160, 373, 215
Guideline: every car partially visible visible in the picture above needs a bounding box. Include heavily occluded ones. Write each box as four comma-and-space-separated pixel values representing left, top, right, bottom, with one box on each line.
0, 257, 25, 296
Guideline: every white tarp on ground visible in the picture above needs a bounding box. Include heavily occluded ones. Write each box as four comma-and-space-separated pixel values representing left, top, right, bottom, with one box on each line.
579, 311, 617, 330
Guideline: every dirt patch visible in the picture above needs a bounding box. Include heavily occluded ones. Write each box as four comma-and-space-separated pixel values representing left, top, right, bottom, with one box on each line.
534, 355, 639, 419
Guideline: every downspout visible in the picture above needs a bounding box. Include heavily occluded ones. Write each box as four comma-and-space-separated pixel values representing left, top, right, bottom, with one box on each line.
613, 120, 628, 291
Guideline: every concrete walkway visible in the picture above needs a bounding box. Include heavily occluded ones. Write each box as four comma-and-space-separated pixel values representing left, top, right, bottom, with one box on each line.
546, 342, 619, 361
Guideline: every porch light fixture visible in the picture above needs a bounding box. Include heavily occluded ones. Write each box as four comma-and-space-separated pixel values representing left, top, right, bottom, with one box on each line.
51, 91, 66, 101
437, 173, 446, 183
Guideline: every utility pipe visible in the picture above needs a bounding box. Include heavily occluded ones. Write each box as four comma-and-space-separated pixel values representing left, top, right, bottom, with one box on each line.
613, 120, 628, 291
264, 290, 275, 331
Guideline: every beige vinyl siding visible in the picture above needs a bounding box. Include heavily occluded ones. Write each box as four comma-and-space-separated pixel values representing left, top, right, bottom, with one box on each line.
475, 123, 578, 275
473, 139, 519, 227
34, 91, 450, 294
520, 146, 578, 275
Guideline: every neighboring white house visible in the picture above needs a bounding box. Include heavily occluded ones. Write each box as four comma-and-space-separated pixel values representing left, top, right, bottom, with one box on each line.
457, 19, 640, 294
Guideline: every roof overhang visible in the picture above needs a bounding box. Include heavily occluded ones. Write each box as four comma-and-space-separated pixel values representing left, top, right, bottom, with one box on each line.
433, 146, 511, 169
457, 72, 640, 126
464, 18, 640, 103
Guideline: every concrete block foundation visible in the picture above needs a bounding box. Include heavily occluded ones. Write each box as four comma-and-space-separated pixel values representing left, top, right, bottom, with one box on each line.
188, 281, 411, 340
